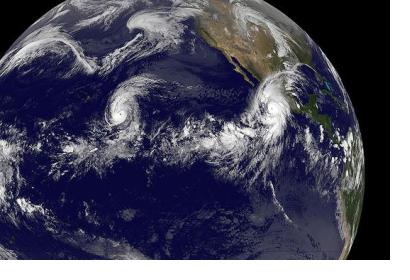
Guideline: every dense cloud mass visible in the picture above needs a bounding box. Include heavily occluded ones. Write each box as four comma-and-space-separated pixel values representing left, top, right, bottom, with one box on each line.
0, 0, 363, 259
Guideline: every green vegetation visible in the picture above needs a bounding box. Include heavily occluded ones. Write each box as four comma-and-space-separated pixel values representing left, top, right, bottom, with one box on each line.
341, 185, 364, 238
340, 134, 365, 238
296, 94, 333, 135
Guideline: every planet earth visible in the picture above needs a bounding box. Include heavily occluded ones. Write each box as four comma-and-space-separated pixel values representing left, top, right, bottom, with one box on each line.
0, 0, 364, 260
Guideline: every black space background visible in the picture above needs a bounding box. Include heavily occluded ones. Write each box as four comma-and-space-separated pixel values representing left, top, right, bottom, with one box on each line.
0, 0, 389, 259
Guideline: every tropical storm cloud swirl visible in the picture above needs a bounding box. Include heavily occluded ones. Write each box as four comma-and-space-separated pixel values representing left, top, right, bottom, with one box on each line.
0, 0, 364, 260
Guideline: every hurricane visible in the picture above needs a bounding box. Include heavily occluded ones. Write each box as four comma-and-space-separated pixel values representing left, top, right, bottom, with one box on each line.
0, 0, 364, 260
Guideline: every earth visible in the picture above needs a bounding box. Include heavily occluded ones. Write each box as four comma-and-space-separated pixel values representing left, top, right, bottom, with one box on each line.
0, 0, 364, 260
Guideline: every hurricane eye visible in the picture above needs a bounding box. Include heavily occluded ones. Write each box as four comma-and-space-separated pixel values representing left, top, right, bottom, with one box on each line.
112, 110, 127, 125
0, 0, 365, 261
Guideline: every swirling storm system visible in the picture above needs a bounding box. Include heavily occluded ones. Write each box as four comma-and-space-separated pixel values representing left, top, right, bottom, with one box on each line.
0, 0, 364, 259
